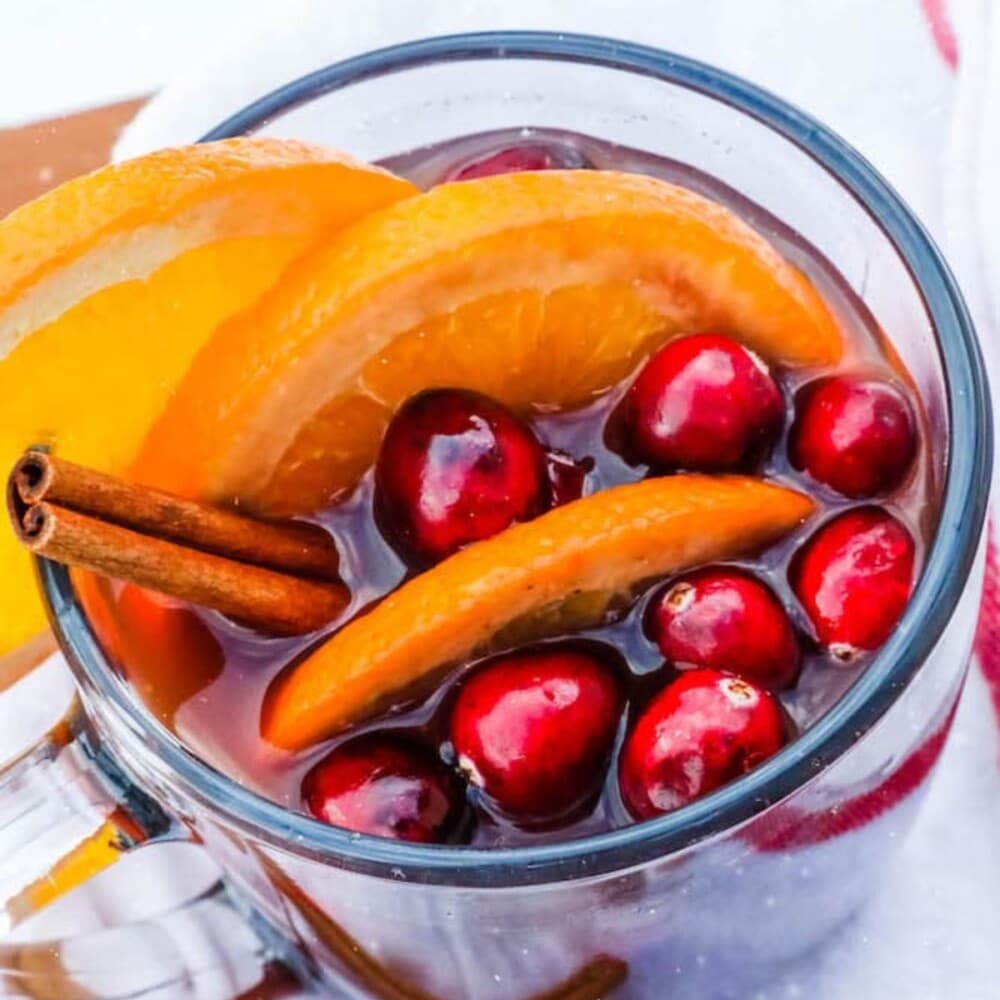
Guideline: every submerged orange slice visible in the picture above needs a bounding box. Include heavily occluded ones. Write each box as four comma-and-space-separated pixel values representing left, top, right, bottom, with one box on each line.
263, 476, 814, 750
0, 138, 416, 656
134, 170, 843, 515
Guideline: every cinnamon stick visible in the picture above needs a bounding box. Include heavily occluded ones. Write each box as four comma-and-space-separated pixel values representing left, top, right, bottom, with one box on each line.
261, 854, 625, 1000
527, 957, 628, 1000
7, 451, 349, 636
11, 450, 339, 580
14, 502, 347, 637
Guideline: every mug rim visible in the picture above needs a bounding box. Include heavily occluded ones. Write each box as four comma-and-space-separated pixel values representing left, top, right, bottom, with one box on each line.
40, 30, 992, 887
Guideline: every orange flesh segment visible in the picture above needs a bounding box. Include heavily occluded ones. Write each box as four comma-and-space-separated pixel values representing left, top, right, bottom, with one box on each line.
0, 138, 417, 655
263, 476, 815, 750
133, 170, 843, 514
0, 138, 415, 353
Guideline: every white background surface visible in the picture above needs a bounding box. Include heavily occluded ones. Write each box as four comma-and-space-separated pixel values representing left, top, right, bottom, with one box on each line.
0, 0, 275, 126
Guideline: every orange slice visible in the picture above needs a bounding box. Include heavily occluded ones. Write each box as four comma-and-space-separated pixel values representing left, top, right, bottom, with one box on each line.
133, 170, 843, 515
0, 138, 416, 656
263, 475, 814, 750
78, 577, 224, 728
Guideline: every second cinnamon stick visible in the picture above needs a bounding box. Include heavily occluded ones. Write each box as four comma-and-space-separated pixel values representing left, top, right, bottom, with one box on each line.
12, 451, 340, 581
18, 502, 348, 637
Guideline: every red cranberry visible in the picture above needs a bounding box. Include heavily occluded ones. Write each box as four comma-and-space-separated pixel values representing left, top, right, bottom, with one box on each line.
790, 375, 917, 497
647, 569, 800, 690
623, 333, 784, 471
447, 142, 588, 181
450, 647, 623, 822
619, 669, 788, 820
545, 449, 590, 507
790, 507, 915, 660
375, 389, 548, 565
302, 736, 464, 843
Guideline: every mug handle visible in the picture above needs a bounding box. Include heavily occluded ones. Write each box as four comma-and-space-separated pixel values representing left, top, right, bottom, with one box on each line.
0, 690, 177, 929
0, 667, 313, 998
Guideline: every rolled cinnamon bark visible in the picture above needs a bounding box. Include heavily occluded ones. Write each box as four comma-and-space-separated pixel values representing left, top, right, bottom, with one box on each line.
11, 450, 339, 580
526, 957, 628, 1000
15, 501, 347, 637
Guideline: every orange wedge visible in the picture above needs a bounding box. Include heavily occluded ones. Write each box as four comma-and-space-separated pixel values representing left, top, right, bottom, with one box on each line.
0, 138, 416, 656
263, 475, 814, 750
133, 170, 844, 515
78, 577, 224, 728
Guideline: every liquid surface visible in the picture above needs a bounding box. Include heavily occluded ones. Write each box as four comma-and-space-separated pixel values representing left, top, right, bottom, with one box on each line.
85, 128, 936, 847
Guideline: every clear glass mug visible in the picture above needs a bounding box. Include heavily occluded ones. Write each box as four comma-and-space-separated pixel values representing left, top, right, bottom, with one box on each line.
0, 32, 991, 1000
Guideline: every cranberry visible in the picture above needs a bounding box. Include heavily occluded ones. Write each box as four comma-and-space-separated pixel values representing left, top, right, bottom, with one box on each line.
619, 669, 788, 820
545, 449, 590, 507
647, 568, 800, 690
302, 736, 464, 843
450, 647, 623, 822
375, 388, 548, 565
622, 333, 784, 471
790, 375, 917, 497
447, 142, 588, 181
790, 507, 915, 660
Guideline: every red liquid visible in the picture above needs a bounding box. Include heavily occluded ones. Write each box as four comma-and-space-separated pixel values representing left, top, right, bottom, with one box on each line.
83, 128, 936, 847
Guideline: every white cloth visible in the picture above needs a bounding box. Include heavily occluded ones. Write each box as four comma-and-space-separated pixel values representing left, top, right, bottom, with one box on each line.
18, 1, 1000, 997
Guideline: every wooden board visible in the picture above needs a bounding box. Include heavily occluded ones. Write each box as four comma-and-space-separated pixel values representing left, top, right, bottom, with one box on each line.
0, 97, 147, 216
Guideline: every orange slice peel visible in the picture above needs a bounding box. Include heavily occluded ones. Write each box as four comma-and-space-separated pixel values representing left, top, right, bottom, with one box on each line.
0, 138, 417, 656
133, 170, 844, 515
0, 138, 415, 356
263, 475, 815, 750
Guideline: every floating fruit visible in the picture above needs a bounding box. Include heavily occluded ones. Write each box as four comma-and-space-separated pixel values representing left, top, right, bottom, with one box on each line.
647, 568, 800, 690
544, 450, 590, 507
78, 578, 223, 728
790, 507, 915, 660
263, 476, 814, 749
622, 333, 784, 471
447, 142, 589, 180
133, 170, 843, 515
789, 375, 916, 497
450, 646, 622, 822
374, 388, 548, 565
619, 669, 789, 820
0, 138, 416, 655
301, 735, 465, 843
